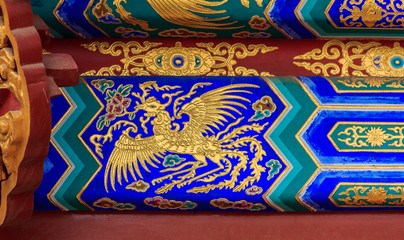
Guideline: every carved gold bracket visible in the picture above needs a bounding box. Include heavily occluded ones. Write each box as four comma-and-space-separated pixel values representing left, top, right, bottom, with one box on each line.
0, 0, 78, 226
0, 1, 32, 226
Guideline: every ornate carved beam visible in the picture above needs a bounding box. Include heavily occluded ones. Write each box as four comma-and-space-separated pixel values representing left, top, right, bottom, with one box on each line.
3, 0, 404, 227
0, 0, 50, 226
0, 0, 78, 226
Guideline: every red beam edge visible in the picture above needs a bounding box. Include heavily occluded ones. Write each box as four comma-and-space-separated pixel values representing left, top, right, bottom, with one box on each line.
0, 211, 403, 240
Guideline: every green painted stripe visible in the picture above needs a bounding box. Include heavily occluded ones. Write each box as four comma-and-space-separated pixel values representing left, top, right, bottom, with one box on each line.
265, 77, 318, 211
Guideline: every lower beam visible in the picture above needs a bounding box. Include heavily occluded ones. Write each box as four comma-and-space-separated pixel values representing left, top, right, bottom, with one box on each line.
0, 211, 403, 239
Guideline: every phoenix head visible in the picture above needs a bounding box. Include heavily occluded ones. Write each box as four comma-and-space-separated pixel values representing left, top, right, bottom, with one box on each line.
137, 97, 166, 117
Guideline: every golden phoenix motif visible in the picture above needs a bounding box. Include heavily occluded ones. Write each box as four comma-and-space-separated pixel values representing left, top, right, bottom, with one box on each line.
111, 0, 264, 30
91, 81, 269, 194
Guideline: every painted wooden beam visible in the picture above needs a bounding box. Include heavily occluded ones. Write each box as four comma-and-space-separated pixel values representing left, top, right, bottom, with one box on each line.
1, 211, 404, 239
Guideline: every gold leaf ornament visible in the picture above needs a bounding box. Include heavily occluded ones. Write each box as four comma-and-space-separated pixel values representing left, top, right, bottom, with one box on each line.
82, 41, 277, 76
143, 42, 215, 75
294, 40, 404, 77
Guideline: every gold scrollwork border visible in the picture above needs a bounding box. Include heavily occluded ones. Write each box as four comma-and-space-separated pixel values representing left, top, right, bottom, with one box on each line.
325, 0, 404, 30
328, 122, 404, 153
81, 41, 277, 76
330, 182, 404, 208
326, 77, 404, 93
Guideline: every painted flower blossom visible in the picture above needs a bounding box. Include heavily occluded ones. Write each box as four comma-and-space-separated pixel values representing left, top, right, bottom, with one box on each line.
105, 93, 131, 121
367, 187, 388, 204
366, 127, 388, 147
96, 84, 134, 131
364, 77, 386, 88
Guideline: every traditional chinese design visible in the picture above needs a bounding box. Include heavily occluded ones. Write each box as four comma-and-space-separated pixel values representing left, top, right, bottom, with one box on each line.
96, 84, 133, 129
143, 42, 215, 75
92, 0, 121, 24
91, 79, 114, 93
82, 41, 277, 76
90, 81, 269, 194
0, 9, 28, 204
0, 0, 51, 225
0, 113, 24, 184
144, 196, 197, 210
266, 159, 282, 180
126, 180, 150, 192
337, 0, 404, 28
210, 198, 266, 211
114, 27, 149, 38
245, 186, 263, 195
163, 155, 186, 167
294, 40, 404, 77
158, 29, 217, 38
249, 15, 270, 30
330, 123, 404, 151
334, 77, 404, 89
249, 96, 276, 122
330, 184, 404, 207
232, 31, 271, 38
112, 0, 263, 30
362, 42, 404, 76
93, 197, 136, 210
113, 0, 155, 31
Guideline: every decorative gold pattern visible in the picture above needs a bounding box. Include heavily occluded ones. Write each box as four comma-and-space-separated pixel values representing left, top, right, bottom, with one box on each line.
158, 29, 217, 38
0, 24, 26, 183
144, 196, 197, 210
143, 42, 215, 75
93, 197, 136, 210
0, 2, 31, 223
92, 0, 121, 24
82, 41, 277, 76
90, 81, 269, 194
337, 126, 404, 148
112, 0, 263, 30
125, 180, 150, 192
113, 0, 155, 31
248, 15, 270, 30
336, 77, 404, 89
210, 198, 266, 211
339, 0, 404, 28
331, 184, 404, 207
294, 40, 404, 77
241, 0, 263, 8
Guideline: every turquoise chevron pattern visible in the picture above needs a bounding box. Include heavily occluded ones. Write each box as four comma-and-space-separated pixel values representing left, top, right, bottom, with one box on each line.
35, 81, 102, 210
263, 78, 317, 211
34, 76, 404, 211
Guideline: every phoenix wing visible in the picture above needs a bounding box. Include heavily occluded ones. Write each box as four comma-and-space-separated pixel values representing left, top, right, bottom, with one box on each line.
147, 0, 241, 29
178, 84, 258, 137
105, 131, 166, 191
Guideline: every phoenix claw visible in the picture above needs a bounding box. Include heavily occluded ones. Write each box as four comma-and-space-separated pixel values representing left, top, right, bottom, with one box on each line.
152, 175, 173, 185
155, 180, 181, 194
